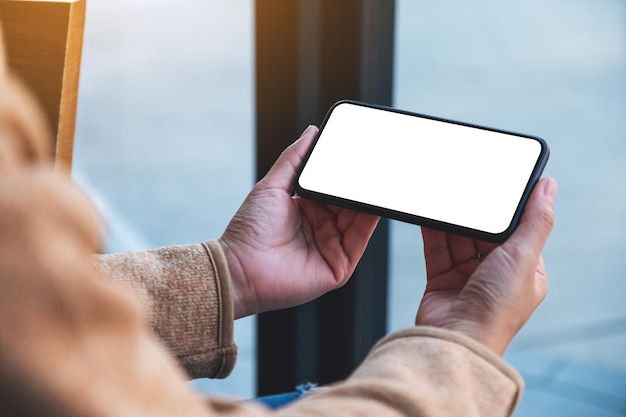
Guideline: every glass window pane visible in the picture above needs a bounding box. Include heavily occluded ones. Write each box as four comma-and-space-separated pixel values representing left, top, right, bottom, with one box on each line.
73, 0, 255, 398
392, 0, 626, 410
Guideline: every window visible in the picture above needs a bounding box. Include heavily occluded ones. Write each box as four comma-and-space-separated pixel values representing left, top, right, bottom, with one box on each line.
74, 0, 255, 398
391, 1, 626, 413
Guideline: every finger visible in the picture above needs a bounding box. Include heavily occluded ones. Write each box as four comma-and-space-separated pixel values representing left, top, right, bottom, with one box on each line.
504, 177, 557, 258
475, 240, 499, 259
262, 125, 319, 191
421, 227, 452, 279
339, 210, 380, 267
447, 233, 480, 265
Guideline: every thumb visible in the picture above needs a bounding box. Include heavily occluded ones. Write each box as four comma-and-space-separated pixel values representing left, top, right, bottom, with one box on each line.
261, 125, 318, 191
504, 177, 557, 258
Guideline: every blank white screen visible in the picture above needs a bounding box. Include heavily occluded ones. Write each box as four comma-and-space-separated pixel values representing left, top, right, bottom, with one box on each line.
298, 102, 543, 234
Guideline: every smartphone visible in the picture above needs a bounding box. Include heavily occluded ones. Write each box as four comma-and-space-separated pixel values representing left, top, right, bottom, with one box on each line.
295, 100, 550, 243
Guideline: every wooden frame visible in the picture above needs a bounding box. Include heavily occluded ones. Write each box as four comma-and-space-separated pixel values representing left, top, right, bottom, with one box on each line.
0, 0, 86, 170
255, 0, 395, 395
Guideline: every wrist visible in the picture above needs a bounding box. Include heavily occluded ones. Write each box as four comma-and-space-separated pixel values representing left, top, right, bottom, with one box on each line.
217, 237, 256, 319
438, 317, 512, 356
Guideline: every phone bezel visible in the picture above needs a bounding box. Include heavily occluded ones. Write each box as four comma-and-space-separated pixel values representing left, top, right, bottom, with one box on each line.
294, 100, 550, 243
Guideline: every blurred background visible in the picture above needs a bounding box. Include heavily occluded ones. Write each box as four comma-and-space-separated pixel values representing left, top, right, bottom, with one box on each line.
73, 0, 626, 414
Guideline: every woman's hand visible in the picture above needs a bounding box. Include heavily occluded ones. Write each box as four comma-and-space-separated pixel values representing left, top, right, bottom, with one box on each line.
219, 126, 380, 319
416, 177, 557, 355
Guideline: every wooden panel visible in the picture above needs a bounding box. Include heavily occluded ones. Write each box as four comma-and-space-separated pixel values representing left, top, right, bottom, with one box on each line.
0, 0, 86, 170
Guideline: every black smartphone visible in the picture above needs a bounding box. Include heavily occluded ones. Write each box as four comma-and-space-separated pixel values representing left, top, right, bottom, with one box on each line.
295, 100, 550, 243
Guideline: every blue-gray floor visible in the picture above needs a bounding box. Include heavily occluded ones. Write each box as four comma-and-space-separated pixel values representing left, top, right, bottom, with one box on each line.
73, 0, 626, 414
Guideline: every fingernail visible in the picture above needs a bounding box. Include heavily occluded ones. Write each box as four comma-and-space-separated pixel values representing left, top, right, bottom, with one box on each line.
299, 125, 316, 138
542, 177, 557, 200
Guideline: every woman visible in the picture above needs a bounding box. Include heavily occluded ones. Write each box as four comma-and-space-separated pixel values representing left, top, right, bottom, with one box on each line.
0, 27, 556, 416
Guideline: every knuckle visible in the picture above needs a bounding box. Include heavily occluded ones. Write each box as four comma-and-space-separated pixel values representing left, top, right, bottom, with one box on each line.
537, 203, 555, 231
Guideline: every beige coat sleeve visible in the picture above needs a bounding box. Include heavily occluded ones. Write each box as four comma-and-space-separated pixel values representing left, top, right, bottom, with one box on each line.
90, 240, 525, 417
92, 240, 237, 379
91, 240, 524, 416
275, 327, 524, 417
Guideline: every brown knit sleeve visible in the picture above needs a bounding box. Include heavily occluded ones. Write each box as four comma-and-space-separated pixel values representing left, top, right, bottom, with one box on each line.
92, 240, 237, 379
276, 326, 524, 417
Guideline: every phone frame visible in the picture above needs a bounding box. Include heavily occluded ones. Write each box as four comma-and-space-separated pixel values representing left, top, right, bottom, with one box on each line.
294, 100, 550, 243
